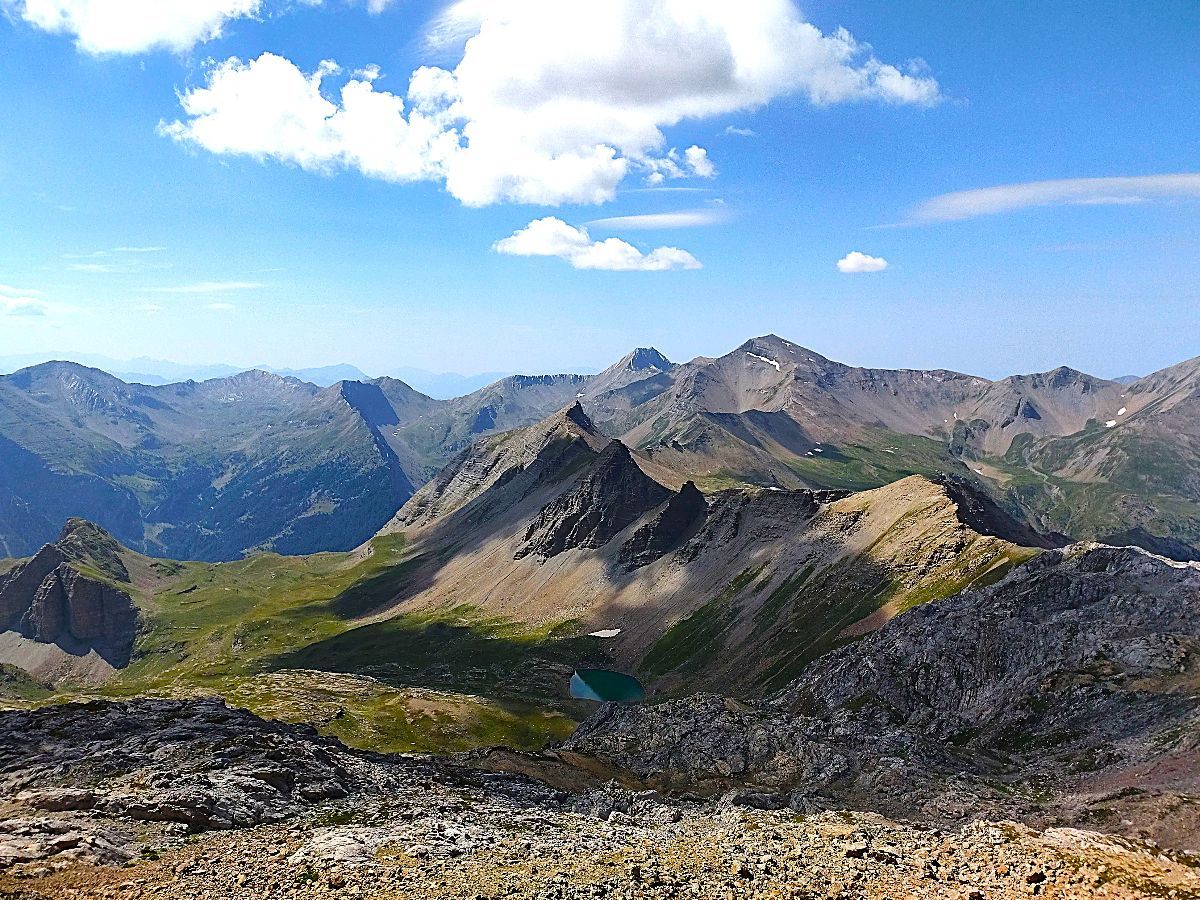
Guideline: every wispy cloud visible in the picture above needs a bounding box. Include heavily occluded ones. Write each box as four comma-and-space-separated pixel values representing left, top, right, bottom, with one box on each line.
587, 210, 728, 230
149, 281, 265, 294
494, 217, 701, 272
2, 298, 49, 317
65, 246, 165, 258
624, 187, 713, 195
906, 174, 1200, 224
837, 251, 889, 273
204, 302, 237, 311
0, 283, 51, 317
724, 125, 756, 137
68, 262, 126, 273
64, 246, 168, 274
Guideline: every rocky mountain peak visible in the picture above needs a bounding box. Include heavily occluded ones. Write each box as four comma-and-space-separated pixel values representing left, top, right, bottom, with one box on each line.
618, 479, 708, 570
56, 519, 132, 583
620, 348, 672, 372
515, 440, 671, 560
562, 400, 596, 433
933, 477, 1067, 549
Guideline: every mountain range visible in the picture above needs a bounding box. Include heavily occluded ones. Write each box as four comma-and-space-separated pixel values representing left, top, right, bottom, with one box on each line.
2, 351, 1199, 878
1, 336, 1196, 563
0, 353, 514, 398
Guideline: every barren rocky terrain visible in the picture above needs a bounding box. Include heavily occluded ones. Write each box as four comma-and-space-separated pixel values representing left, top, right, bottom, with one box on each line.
2, 699, 1198, 900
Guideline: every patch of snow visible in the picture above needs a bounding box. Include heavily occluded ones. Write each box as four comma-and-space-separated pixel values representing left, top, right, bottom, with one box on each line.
1118, 407, 1127, 415
1105, 420, 1117, 428
746, 352, 781, 371
576, 393, 584, 398
813, 448, 823, 453
882, 449, 895, 454
589, 629, 621, 639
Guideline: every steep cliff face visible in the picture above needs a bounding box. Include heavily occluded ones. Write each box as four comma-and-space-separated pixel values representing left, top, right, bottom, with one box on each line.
0, 522, 139, 667
515, 441, 672, 560
618, 481, 707, 571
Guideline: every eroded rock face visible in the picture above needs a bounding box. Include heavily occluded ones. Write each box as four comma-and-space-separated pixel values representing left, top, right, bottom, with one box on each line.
0, 545, 67, 625
1, 558, 138, 667
516, 441, 672, 560
0, 521, 140, 666
563, 545, 1200, 842
618, 481, 707, 571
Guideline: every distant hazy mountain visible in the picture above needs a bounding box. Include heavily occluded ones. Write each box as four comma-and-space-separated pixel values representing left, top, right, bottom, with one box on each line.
0, 364, 426, 560
385, 367, 518, 400
0, 353, 244, 385
266, 364, 372, 385
0, 354, 519, 396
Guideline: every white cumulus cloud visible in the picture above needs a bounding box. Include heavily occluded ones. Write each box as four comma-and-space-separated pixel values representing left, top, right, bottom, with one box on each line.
162, 0, 941, 206
494, 217, 702, 271
4, 0, 262, 54
907, 174, 1200, 224
837, 251, 888, 273
4, 0, 394, 55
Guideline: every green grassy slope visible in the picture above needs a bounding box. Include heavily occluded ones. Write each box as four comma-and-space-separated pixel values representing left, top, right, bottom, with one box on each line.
20, 533, 601, 753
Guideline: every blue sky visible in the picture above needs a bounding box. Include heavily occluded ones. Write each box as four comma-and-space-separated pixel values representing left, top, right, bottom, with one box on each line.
1, 0, 1197, 380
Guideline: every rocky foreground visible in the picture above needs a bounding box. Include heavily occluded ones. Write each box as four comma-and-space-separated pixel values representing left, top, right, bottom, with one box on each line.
565, 544, 1200, 848
0, 699, 1197, 900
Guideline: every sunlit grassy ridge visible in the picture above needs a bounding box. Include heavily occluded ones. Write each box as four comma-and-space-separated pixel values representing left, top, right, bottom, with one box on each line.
638, 500, 1039, 697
